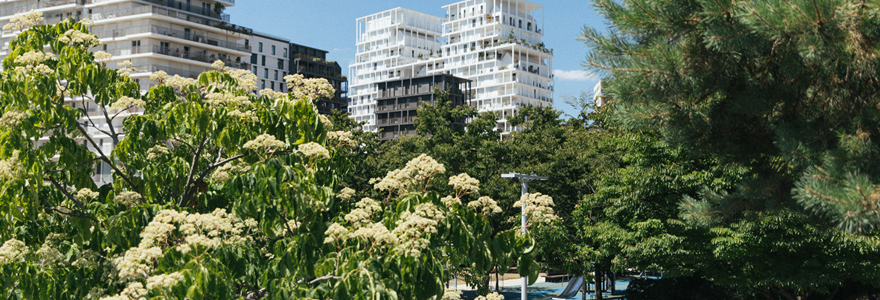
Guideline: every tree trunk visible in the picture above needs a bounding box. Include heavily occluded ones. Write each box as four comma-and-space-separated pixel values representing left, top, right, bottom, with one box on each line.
495, 264, 499, 292
595, 264, 603, 300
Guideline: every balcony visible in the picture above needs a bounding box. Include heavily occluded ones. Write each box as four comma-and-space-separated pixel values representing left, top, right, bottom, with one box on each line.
150, 25, 249, 52
87, 4, 249, 35
89, 0, 228, 21
0, 0, 80, 18
152, 45, 247, 68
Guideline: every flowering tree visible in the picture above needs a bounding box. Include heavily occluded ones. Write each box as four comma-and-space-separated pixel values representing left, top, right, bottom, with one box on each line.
0, 16, 541, 300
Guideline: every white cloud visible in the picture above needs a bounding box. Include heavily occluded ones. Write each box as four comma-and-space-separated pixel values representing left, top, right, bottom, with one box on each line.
553, 69, 598, 81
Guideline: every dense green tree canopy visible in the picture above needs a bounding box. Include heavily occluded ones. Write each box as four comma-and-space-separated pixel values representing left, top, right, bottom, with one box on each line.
579, 0, 880, 298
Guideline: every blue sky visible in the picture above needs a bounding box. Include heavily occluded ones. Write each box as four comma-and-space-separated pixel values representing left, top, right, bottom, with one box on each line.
226, 0, 606, 118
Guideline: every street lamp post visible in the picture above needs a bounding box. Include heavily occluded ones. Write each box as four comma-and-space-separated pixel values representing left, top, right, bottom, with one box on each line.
501, 172, 547, 300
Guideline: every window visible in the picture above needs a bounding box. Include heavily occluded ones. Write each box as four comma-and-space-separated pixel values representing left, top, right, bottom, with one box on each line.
527, 22, 531, 31
271, 81, 275, 90
277, 59, 283, 69
261, 55, 266, 66
264, 69, 268, 78
283, 48, 287, 58
519, 20, 522, 28
261, 80, 265, 89
252, 66, 257, 74
271, 45, 276, 55
274, 70, 278, 80
258, 42, 263, 52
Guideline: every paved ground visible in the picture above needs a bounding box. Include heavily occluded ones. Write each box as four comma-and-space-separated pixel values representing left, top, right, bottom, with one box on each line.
451, 277, 629, 300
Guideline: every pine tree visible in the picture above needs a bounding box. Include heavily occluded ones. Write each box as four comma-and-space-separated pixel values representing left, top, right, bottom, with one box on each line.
582, 0, 880, 298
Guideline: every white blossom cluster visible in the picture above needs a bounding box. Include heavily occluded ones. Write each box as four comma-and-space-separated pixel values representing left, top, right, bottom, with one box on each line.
0, 110, 26, 127
284, 74, 335, 101
211, 60, 225, 70
145, 272, 184, 291
227, 109, 259, 122
94, 51, 112, 63
319, 115, 333, 129
328, 131, 356, 148
13, 50, 56, 75
36, 239, 65, 266
0, 238, 29, 264
108, 96, 146, 114
513, 192, 559, 225
392, 203, 444, 257
344, 197, 382, 226
225, 69, 258, 91
118, 282, 148, 300
3, 10, 43, 31
441, 196, 461, 209
350, 222, 397, 248
0, 150, 22, 178
259, 88, 286, 99
336, 187, 355, 201
467, 196, 502, 215
72, 249, 100, 269
75, 188, 99, 201
475, 292, 505, 300
244, 134, 286, 152
297, 142, 330, 159
372, 154, 446, 195
114, 191, 142, 208
58, 29, 101, 47
116, 60, 137, 77
205, 92, 253, 109
145, 145, 170, 161
449, 173, 480, 196
84, 287, 106, 300
210, 162, 250, 184
107, 208, 255, 296
323, 223, 349, 244
14, 50, 54, 65
148, 70, 167, 82
440, 289, 463, 300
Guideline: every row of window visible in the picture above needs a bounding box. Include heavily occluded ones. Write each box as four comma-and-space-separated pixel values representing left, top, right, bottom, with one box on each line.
256, 42, 288, 58
251, 66, 285, 81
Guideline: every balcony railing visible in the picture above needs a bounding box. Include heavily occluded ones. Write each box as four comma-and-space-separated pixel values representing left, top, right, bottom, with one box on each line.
87, 4, 248, 35
0, 0, 80, 17
152, 45, 247, 68
89, 0, 227, 21
150, 24, 249, 52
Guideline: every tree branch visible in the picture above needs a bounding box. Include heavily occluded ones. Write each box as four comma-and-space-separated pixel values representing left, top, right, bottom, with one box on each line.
179, 152, 248, 208
178, 137, 210, 207
74, 122, 139, 193
45, 176, 86, 211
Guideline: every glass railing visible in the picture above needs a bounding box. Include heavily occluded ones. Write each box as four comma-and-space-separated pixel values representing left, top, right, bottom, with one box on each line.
150, 24, 249, 52
0, 0, 80, 17
152, 45, 247, 68
86, 4, 247, 35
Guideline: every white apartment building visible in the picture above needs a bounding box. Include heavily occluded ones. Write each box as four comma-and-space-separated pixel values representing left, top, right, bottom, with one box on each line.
250, 31, 288, 93
349, 7, 444, 131
349, 0, 553, 135
0, 0, 250, 184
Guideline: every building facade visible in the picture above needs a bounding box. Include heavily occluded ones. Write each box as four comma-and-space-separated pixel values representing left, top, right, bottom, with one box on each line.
350, 0, 554, 137
250, 31, 289, 92
375, 74, 470, 140
290, 43, 348, 115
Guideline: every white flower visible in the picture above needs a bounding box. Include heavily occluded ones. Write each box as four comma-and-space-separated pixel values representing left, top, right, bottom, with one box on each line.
149, 70, 168, 81
297, 142, 329, 159
372, 154, 446, 195
14, 50, 55, 65
513, 193, 558, 225
108, 96, 145, 114
243, 134, 286, 152
328, 131, 356, 147
3, 10, 43, 32
72, 249, 99, 269
94, 51, 112, 63
449, 173, 479, 195
0, 238, 29, 264
0, 150, 22, 179
0, 110, 26, 127
336, 187, 356, 201
475, 292, 505, 300
319, 115, 333, 129
468, 196, 502, 215
114, 191, 142, 208
58, 29, 101, 47
441, 196, 461, 209
323, 223, 349, 244
441, 289, 463, 300
211, 60, 225, 70
225, 68, 258, 91
75, 188, 99, 201
146, 145, 170, 160
146, 272, 184, 290
36, 240, 65, 266
351, 222, 398, 247
285, 73, 336, 101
